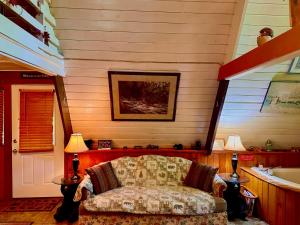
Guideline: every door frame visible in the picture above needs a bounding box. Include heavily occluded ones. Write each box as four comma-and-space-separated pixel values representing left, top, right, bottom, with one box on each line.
0, 84, 12, 201
0, 72, 54, 201
11, 84, 63, 197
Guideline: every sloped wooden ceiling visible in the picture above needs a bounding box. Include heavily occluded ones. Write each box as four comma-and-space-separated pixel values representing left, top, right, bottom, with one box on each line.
52, 0, 239, 148
216, 0, 300, 149
0, 55, 33, 71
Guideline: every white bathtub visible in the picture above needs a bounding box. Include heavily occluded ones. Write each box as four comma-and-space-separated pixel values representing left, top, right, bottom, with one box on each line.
251, 167, 300, 191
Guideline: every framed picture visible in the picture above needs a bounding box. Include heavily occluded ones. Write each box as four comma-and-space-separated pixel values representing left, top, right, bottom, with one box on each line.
108, 71, 180, 121
98, 140, 112, 150
261, 81, 300, 113
288, 57, 300, 74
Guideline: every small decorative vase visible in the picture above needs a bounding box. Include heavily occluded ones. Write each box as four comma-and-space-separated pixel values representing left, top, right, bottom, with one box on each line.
265, 139, 273, 152
257, 35, 272, 46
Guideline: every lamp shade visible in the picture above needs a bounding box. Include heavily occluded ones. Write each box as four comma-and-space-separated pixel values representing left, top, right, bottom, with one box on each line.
224, 135, 246, 151
64, 133, 89, 153
213, 139, 225, 151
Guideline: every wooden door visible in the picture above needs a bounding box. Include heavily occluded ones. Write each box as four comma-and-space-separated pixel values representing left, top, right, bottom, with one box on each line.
11, 85, 64, 197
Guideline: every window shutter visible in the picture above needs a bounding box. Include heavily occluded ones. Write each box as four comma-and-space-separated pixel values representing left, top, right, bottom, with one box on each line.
0, 90, 3, 145
19, 90, 54, 152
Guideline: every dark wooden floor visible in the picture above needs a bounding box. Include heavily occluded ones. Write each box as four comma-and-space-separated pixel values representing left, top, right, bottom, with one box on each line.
0, 202, 267, 225
0, 202, 77, 225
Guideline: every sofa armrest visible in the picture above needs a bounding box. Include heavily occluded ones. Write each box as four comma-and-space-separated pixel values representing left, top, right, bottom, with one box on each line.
79, 187, 89, 201
73, 175, 93, 202
212, 174, 227, 198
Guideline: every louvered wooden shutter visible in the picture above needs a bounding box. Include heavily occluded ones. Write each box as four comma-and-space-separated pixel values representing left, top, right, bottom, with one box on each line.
19, 90, 54, 152
0, 90, 3, 145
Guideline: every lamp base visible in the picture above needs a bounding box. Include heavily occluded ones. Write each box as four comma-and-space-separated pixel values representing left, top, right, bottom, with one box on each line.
72, 154, 80, 181
231, 172, 239, 178
71, 174, 80, 180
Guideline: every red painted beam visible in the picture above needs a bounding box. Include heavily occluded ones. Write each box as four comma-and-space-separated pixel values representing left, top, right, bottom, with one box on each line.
219, 24, 300, 80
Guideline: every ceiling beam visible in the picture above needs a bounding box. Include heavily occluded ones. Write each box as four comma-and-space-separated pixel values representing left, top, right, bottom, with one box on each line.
205, 80, 229, 154
218, 24, 300, 80
53, 76, 73, 146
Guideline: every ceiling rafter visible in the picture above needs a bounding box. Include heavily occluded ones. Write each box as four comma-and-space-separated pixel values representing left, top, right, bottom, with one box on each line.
218, 24, 300, 80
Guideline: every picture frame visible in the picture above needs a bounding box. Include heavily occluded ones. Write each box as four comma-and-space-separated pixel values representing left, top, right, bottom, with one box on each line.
108, 71, 180, 121
288, 57, 300, 74
260, 81, 300, 113
98, 140, 112, 150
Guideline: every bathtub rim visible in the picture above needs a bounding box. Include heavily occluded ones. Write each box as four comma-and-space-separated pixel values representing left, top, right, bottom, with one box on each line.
241, 167, 300, 193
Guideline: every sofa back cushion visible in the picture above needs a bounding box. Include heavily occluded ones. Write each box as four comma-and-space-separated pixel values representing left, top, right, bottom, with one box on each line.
183, 161, 218, 193
86, 162, 120, 194
111, 155, 192, 187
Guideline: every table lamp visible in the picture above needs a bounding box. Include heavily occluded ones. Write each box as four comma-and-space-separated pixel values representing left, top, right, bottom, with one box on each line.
65, 133, 88, 180
225, 135, 246, 178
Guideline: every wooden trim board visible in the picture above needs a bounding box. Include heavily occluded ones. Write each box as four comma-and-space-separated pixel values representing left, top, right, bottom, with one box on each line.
218, 24, 300, 80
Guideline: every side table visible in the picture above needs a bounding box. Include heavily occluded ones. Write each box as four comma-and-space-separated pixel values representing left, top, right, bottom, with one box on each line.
52, 175, 83, 223
218, 173, 249, 221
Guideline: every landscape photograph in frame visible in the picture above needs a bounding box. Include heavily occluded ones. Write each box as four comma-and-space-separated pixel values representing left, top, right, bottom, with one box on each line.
108, 71, 180, 121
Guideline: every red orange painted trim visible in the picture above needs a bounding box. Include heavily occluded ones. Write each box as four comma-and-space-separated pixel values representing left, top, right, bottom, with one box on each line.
219, 24, 300, 80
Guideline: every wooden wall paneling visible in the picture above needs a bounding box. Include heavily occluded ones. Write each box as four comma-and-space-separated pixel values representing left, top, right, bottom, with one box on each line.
241, 168, 300, 225
223, 0, 247, 63
225, 152, 233, 173
198, 155, 208, 165
206, 154, 214, 166
295, 193, 300, 224
285, 153, 300, 167
276, 188, 286, 225
218, 153, 226, 173
251, 174, 258, 195
66, 150, 300, 179
266, 179, 274, 224
256, 179, 263, 218
262, 181, 269, 222
256, 155, 266, 168
213, 153, 219, 168
270, 187, 283, 225
65, 149, 208, 177
213, 151, 300, 174
51, 0, 239, 148
216, 0, 300, 150
285, 191, 296, 225
52, 1, 236, 14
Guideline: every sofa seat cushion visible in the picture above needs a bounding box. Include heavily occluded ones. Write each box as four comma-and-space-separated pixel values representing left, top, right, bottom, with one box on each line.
214, 197, 227, 213
111, 155, 192, 187
82, 185, 219, 215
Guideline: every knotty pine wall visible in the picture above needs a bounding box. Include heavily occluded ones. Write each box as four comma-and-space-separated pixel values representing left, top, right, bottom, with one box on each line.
241, 168, 300, 225
52, 0, 239, 148
65, 150, 300, 177
216, 0, 300, 149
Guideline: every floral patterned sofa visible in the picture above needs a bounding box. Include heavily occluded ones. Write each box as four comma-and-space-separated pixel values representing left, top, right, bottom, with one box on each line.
75, 155, 228, 225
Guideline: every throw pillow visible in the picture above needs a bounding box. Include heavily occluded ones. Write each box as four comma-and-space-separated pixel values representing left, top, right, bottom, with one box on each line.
184, 161, 218, 193
86, 162, 120, 194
